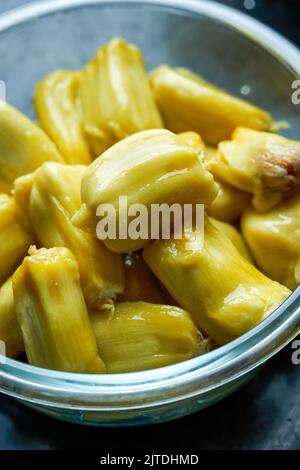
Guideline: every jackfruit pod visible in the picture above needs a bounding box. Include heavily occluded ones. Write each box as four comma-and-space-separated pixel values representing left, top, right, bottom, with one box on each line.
215, 127, 300, 212
13, 246, 105, 373
241, 192, 300, 290
143, 218, 290, 344
13, 162, 84, 236
35, 70, 92, 164
209, 217, 252, 262
0, 194, 34, 285
118, 252, 166, 303
149, 66, 273, 145
73, 129, 218, 252
80, 37, 163, 154
177, 131, 206, 155
0, 278, 24, 358
207, 179, 251, 223
202, 146, 219, 171
0, 100, 63, 192
28, 162, 124, 310
200, 145, 252, 222
13, 173, 35, 232
91, 301, 205, 373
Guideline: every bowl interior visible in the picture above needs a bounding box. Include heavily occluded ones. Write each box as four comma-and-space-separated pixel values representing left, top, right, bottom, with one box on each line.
1, 2, 300, 417
0, 0, 299, 138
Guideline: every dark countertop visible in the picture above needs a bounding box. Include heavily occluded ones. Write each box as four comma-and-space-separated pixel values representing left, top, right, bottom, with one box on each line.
1, 0, 300, 451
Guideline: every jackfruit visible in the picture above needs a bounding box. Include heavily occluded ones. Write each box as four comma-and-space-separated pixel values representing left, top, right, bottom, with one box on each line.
241, 192, 300, 289
0, 278, 24, 358
13, 246, 105, 373
150, 66, 273, 145
91, 301, 204, 373
0, 100, 63, 192
28, 162, 124, 310
118, 252, 166, 303
80, 37, 163, 154
143, 217, 290, 344
73, 129, 218, 252
0, 194, 33, 285
210, 217, 252, 262
35, 70, 92, 164
215, 127, 300, 212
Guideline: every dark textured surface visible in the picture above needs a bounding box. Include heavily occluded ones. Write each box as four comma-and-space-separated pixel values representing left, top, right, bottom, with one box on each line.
0, 0, 300, 450
222, 0, 300, 45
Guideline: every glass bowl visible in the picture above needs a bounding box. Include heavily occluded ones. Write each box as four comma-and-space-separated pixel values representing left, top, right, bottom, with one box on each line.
0, 0, 300, 427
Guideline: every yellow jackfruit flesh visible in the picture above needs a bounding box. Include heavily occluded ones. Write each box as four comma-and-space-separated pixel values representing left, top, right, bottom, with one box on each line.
80, 37, 163, 155
177, 131, 206, 155
209, 217, 252, 262
0, 36, 296, 374
207, 179, 251, 223
179, 132, 251, 222
143, 218, 290, 344
241, 192, 300, 290
13, 246, 105, 373
13, 173, 35, 232
118, 252, 166, 304
91, 301, 204, 373
215, 127, 300, 212
73, 129, 218, 252
203, 146, 219, 170
0, 278, 24, 358
27, 162, 124, 310
0, 100, 63, 192
201, 145, 251, 222
150, 66, 273, 145
35, 70, 92, 164
0, 194, 34, 285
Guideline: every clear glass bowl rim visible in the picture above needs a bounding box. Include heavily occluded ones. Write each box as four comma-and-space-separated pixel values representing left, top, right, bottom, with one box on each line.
0, 0, 300, 412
